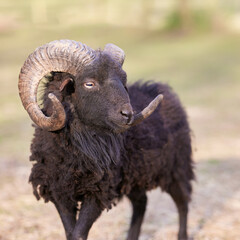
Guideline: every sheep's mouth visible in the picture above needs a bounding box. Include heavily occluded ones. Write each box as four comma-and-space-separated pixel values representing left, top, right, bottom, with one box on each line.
107, 120, 131, 133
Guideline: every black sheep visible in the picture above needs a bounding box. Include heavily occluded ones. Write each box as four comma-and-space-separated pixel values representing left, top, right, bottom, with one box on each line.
18, 40, 194, 240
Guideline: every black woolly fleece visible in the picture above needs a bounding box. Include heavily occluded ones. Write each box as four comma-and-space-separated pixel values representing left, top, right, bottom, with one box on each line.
29, 79, 194, 211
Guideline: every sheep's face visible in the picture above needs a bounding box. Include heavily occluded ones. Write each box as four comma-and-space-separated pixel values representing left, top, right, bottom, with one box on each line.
72, 53, 133, 133
20, 40, 162, 132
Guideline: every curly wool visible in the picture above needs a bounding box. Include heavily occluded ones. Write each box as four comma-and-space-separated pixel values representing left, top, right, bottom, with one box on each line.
29, 80, 194, 211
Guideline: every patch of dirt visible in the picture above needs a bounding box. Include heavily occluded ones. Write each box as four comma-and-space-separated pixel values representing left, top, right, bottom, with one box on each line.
0, 157, 240, 240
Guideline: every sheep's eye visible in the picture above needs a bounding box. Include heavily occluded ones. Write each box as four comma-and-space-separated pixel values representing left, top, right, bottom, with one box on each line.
84, 82, 95, 89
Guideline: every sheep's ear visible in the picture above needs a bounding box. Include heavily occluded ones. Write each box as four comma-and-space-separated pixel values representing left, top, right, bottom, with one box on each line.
59, 77, 75, 94
60, 78, 73, 91
104, 43, 125, 66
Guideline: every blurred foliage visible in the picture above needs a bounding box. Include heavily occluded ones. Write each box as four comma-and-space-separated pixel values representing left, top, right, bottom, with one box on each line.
1, 0, 240, 31
0, 0, 240, 162
165, 10, 212, 32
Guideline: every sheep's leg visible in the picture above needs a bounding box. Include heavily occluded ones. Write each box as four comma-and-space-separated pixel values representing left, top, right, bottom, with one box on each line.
72, 198, 102, 240
168, 181, 189, 240
53, 200, 77, 240
126, 189, 147, 240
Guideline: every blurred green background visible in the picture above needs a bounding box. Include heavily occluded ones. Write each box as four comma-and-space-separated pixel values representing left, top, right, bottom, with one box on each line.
1, 0, 240, 162
1, 0, 240, 239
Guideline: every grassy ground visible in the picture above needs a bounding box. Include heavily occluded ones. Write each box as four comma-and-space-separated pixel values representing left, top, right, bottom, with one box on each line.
1, 7, 240, 239
1, 158, 240, 240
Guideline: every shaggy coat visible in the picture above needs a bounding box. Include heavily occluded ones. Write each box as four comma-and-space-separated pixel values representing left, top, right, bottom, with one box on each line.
29, 54, 194, 240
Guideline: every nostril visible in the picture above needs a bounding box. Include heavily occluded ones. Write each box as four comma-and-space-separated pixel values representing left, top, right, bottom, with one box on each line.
121, 110, 129, 118
120, 110, 133, 124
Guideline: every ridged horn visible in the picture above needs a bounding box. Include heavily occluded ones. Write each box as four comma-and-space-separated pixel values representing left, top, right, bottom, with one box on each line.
18, 40, 96, 131
130, 94, 164, 127
103, 43, 125, 66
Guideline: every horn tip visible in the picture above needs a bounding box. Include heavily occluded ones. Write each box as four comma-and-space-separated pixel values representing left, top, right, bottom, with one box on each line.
156, 94, 164, 101
48, 93, 55, 99
151, 94, 164, 107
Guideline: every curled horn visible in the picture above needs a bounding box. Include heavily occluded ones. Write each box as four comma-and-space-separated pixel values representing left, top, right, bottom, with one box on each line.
103, 43, 125, 66
18, 40, 96, 131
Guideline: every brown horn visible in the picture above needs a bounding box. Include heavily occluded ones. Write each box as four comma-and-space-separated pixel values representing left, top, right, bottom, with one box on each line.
18, 40, 96, 131
129, 94, 164, 127
103, 43, 125, 66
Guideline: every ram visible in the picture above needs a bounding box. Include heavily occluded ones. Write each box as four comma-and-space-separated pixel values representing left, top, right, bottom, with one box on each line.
18, 40, 194, 240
